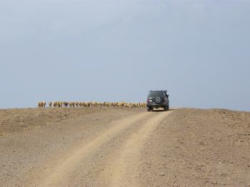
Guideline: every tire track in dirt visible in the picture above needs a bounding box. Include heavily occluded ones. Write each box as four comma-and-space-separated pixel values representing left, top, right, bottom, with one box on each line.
108, 111, 172, 187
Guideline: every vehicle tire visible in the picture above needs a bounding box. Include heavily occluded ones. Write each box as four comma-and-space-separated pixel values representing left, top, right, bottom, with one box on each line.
147, 107, 152, 112
164, 106, 169, 111
155, 97, 161, 104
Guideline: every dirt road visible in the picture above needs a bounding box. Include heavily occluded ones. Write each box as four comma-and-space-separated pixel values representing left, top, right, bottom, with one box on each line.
38, 111, 170, 187
0, 108, 250, 186
0, 109, 171, 187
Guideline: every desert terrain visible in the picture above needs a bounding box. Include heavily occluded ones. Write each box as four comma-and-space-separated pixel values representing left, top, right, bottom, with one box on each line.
0, 107, 250, 186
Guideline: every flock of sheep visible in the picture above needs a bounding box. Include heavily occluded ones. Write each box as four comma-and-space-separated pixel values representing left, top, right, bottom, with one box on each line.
38, 101, 146, 108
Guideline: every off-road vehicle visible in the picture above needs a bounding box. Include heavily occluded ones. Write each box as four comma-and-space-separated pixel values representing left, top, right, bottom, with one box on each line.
147, 90, 169, 111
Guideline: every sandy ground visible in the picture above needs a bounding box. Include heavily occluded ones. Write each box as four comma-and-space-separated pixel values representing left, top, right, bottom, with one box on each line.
0, 107, 250, 187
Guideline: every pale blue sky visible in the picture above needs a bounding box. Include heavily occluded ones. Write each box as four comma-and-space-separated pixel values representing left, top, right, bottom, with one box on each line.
0, 0, 249, 111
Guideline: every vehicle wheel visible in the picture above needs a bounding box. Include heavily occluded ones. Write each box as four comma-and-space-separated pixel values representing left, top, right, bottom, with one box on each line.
164, 106, 169, 111
147, 107, 152, 112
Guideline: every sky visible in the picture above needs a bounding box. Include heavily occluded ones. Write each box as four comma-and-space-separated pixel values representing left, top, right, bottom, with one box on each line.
0, 0, 249, 111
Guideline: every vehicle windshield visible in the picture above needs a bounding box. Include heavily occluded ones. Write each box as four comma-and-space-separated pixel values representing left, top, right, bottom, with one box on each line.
148, 91, 164, 97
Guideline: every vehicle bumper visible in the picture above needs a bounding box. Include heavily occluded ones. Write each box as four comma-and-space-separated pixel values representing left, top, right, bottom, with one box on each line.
147, 103, 166, 108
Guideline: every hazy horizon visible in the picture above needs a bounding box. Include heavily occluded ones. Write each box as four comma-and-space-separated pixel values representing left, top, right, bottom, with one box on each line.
0, 0, 249, 111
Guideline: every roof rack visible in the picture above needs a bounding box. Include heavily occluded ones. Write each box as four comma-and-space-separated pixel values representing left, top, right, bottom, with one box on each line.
150, 90, 167, 92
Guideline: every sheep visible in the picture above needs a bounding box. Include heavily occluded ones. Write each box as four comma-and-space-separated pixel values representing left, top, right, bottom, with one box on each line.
49, 102, 53, 107
63, 102, 69, 108
38, 101, 46, 108
43, 101, 146, 109
69, 102, 75, 108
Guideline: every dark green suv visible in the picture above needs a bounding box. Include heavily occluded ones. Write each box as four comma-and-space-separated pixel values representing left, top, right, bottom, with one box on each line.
147, 90, 169, 111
